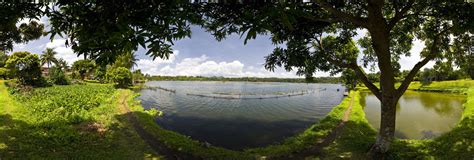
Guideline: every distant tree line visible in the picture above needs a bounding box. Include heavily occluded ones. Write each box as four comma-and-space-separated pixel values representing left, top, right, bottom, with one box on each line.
341, 61, 472, 89
0, 49, 146, 89
147, 75, 343, 84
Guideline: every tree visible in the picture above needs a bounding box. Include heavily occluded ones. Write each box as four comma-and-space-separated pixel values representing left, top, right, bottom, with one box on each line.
0, 68, 8, 79
47, 1, 199, 66
49, 66, 70, 85
44, 1, 473, 157
72, 59, 95, 80
197, 1, 473, 156
0, 51, 8, 67
132, 69, 146, 83
341, 69, 357, 90
450, 36, 474, 79
5, 51, 42, 85
55, 58, 69, 71
107, 67, 132, 88
113, 51, 138, 70
0, 3, 45, 51
40, 48, 58, 69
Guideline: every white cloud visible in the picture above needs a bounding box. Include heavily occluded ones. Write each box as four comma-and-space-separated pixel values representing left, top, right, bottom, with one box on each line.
43, 38, 80, 65
137, 53, 301, 78
54, 46, 81, 65
13, 43, 26, 50
46, 39, 66, 48
399, 39, 435, 70
136, 50, 180, 74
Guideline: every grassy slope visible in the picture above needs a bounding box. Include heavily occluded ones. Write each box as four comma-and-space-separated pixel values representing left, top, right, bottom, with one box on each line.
126, 90, 358, 159
0, 81, 159, 159
320, 91, 377, 159
391, 87, 474, 159
343, 80, 474, 159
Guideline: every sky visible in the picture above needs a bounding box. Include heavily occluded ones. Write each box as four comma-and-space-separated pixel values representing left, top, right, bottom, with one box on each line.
11, 17, 435, 78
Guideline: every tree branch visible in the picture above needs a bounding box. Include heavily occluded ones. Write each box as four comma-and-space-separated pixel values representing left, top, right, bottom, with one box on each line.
396, 27, 452, 98
350, 63, 382, 99
388, 0, 414, 29
314, 0, 368, 27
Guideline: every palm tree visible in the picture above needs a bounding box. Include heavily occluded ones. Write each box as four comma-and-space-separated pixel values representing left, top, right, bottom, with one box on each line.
114, 51, 138, 70
55, 58, 69, 71
41, 48, 58, 69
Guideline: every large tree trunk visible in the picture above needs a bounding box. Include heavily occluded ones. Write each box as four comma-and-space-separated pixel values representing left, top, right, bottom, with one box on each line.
368, 95, 398, 158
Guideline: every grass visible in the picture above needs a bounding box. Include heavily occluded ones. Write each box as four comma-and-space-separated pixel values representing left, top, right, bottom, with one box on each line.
1, 79, 472, 159
320, 91, 377, 159
0, 80, 159, 159
245, 91, 357, 158
390, 87, 474, 159
341, 80, 474, 159
126, 90, 358, 159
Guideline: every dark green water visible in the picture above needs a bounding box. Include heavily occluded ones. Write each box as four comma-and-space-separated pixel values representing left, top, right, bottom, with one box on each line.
137, 81, 345, 149
362, 91, 466, 139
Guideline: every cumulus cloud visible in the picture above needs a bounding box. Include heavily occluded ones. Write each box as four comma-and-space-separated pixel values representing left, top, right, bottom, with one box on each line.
136, 53, 301, 78
44, 38, 81, 65
135, 50, 180, 74
46, 39, 66, 48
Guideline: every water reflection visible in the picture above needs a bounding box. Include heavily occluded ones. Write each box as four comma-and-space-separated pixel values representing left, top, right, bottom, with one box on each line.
362, 91, 465, 139
138, 81, 346, 149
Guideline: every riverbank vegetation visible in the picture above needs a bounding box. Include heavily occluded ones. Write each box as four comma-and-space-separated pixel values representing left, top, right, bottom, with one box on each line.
346, 80, 474, 159
1, 1, 472, 159
0, 81, 159, 159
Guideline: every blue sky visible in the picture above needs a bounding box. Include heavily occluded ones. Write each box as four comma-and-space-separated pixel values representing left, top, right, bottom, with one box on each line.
11, 17, 434, 78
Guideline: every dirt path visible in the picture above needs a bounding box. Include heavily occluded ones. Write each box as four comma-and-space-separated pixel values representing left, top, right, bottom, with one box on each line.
118, 90, 355, 160
117, 90, 201, 160
277, 93, 355, 159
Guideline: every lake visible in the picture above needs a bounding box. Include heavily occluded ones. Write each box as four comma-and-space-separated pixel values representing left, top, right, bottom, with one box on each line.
137, 81, 345, 150
361, 91, 466, 139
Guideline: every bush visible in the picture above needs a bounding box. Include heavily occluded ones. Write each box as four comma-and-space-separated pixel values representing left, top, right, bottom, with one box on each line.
49, 66, 70, 85
0, 67, 8, 79
107, 67, 132, 88
5, 51, 43, 86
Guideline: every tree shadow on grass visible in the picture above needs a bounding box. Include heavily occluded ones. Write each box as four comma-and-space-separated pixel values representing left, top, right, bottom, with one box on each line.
0, 114, 156, 159
390, 113, 474, 159
428, 116, 474, 159
318, 119, 377, 159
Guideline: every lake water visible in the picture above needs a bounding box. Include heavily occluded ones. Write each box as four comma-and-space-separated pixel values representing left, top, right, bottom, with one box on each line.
137, 81, 345, 150
361, 91, 466, 139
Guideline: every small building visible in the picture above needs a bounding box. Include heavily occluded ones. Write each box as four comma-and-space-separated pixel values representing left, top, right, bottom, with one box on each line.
41, 67, 50, 77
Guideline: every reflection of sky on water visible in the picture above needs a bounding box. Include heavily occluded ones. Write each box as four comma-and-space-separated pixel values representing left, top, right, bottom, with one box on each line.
137, 81, 345, 149
362, 91, 465, 139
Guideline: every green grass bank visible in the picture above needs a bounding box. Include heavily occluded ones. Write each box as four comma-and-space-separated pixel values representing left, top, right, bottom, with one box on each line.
0, 80, 160, 159
126, 90, 361, 159
346, 80, 474, 159
1, 79, 472, 159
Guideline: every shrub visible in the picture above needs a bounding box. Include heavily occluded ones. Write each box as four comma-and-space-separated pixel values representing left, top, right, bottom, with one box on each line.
49, 66, 70, 85
5, 51, 43, 86
0, 67, 8, 79
107, 67, 132, 88
72, 59, 95, 80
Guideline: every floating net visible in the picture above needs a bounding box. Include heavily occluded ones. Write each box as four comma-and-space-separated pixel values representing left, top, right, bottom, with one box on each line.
143, 85, 331, 100
185, 89, 326, 100
143, 86, 176, 93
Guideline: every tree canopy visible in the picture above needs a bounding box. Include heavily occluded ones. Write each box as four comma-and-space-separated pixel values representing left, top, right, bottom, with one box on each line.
72, 59, 95, 80
41, 48, 58, 69
0, 0, 472, 157
0, 3, 45, 51
5, 51, 42, 85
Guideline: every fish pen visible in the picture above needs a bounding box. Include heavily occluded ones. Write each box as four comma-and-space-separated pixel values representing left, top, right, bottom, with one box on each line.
186, 89, 322, 100
143, 86, 176, 93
